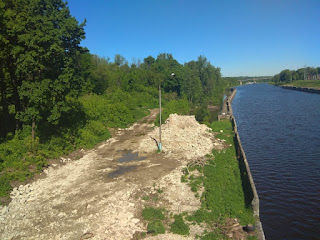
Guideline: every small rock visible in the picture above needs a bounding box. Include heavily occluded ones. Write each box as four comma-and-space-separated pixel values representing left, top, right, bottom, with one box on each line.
58, 212, 66, 217
131, 218, 140, 224
0, 206, 8, 215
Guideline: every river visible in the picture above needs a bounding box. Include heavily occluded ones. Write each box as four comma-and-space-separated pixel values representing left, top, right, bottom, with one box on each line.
231, 83, 320, 240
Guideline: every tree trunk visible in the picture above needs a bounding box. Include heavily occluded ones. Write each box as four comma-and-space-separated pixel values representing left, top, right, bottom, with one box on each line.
8, 64, 22, 130
32, 117, 35, 141
0, 69, 9, 138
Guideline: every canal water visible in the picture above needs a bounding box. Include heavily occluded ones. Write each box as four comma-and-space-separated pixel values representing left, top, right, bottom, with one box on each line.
232, 83, 320, 240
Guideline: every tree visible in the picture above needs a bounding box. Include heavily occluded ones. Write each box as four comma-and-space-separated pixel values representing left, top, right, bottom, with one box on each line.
279, 69, 292, 82
90, 55, 111, 95
185, 55, 222, 101
181, 67, 203, 103
143, 56, 155, 68
154, 53, 182, 94
2, 0, 86, 139
114, 54, 126, 67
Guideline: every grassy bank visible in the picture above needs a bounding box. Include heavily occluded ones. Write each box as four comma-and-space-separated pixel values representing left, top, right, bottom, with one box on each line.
272, 79, 320, 88
186, 120, 256, 239
283, 80, 320, 88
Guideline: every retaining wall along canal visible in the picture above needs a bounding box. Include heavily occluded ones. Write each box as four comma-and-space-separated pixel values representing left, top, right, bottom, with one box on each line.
281, 85, 320, 94
219, 89, 265, 240
218, 88, 237, 120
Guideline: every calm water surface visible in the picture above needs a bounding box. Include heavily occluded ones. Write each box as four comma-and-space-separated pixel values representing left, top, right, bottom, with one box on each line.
232, 84, 320, 240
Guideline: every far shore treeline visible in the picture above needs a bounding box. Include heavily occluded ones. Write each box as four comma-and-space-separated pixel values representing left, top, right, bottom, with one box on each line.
0, 0, 237, 198
272, 67, 320, 84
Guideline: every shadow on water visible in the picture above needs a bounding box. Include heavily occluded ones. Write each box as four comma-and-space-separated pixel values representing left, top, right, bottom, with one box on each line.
118, 150, 145, 163
108, 165, 137, 178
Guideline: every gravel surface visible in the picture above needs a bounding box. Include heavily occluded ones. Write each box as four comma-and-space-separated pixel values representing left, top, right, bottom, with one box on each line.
0, 111, 224, 240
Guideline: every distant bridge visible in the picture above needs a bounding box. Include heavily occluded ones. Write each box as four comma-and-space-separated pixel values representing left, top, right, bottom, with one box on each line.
238, 77, 271, 85
239, 77, 271, 82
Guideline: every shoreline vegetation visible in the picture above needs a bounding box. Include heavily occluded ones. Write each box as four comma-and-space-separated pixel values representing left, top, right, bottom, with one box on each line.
271, 67, 320, 88
281, 80, 320, 89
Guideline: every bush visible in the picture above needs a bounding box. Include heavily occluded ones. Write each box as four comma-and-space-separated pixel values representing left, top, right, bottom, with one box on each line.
76, 120, 111, 148
170, 214, 189, 235
40, 135, 73, 158
147, 220, 165, 235
154, 99, 190, 126
142, 207, 165, 221
79, 93, 141, 128
0, 175, 12, 197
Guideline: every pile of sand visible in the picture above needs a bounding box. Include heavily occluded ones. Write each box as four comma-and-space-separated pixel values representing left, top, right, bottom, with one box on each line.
139, 114, 221, 159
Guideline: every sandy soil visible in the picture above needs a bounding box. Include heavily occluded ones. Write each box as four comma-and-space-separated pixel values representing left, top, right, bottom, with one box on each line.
0, 110, 225, 240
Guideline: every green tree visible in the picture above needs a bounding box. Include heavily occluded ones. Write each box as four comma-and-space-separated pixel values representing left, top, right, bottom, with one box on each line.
90, 55, 111, 95
272, 74, 280, 84
2, 0, 86, 139
279, 69, 292, 82
154, 53, 182, 94
143, 55, 155, 69
181, 67, 203, 103
114, 54, 126, 67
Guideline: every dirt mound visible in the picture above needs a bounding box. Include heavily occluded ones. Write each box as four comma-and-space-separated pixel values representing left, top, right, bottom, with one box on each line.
139, 114, 222, 159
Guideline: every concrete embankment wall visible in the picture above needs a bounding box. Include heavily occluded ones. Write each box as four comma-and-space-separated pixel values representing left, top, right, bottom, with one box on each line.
282, 85, 320, 94
219, 89, 265, 240
218, 88, 237, 120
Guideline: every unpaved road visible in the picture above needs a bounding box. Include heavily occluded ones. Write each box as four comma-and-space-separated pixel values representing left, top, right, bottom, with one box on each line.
0, 109, 224, 240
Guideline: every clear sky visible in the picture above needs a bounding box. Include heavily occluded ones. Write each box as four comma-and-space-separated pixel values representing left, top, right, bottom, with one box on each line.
67, 0, 320, 77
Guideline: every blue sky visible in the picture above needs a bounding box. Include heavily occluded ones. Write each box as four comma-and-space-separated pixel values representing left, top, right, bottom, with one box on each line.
67, 0, 320, 77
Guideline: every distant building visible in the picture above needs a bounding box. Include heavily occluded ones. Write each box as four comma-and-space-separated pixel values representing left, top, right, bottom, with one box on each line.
306, 74, 320, 80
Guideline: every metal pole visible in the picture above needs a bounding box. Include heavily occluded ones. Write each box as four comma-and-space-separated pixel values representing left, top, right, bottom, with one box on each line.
159, 84, 162, 152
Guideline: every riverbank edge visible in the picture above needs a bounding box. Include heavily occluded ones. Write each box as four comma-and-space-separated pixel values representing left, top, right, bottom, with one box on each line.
281, 85, 320, 94
219, 88, 266, 240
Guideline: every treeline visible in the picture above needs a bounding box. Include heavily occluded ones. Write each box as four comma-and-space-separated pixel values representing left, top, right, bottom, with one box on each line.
272, 67, 320, 84
0, 0, 235, 198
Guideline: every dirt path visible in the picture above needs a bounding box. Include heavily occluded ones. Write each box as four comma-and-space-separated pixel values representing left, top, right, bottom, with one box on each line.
0, 109, 224, 240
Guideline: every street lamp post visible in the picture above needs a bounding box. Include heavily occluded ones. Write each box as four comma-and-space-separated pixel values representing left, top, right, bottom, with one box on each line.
158, 73, 174, 152
159, 84, 162, 152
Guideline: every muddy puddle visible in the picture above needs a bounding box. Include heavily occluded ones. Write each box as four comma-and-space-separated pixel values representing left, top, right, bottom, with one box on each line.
108, 165, 137, 178
118, 150, 145, 163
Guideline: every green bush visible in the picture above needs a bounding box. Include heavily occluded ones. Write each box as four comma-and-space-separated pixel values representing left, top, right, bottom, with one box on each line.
170, 214, 189, 235
0, 128, 50, 197
154, 99, 190, 126
142, 207, 165, 221
147, 220, 165, 235
40, 135, 73, 158
0, 175, 12, 197
76, 120, 111, 148
79, 93, 142, 128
